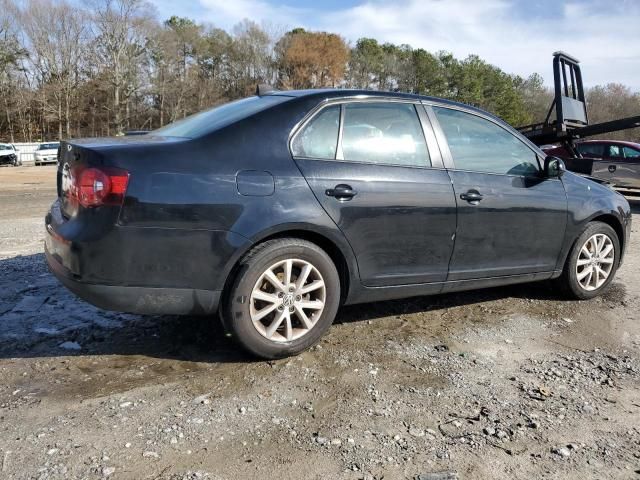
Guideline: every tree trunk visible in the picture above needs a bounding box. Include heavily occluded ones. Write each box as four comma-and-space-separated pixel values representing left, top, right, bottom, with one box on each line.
65, 91, 71, 138
4, 95, 15, 143
58, 96, 63, 140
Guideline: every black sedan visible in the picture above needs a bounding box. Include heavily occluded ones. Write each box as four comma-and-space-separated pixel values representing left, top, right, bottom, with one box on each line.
45, 89, 632, 359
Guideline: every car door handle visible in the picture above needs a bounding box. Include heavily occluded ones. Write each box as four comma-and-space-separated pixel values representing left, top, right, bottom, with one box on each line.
326, 184, 357, 200
460, 190, 483, 203
608, 165, 617, 173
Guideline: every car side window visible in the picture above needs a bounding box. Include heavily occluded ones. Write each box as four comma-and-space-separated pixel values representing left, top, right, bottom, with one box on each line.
433, 106, 539, 176
623, 146, 640, 158
291, 105, 340, 159
341, 103, 431, 167
605, 145, 623, 158
577, 143, 604, 158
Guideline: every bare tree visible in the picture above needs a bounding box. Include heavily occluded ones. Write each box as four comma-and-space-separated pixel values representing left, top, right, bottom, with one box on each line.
19, 0, 90, 139
90, 0, 155, 134
0, 0, 29, 142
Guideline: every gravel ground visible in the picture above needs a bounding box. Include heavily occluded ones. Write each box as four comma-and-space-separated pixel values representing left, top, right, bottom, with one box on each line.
0, 166, 639, 480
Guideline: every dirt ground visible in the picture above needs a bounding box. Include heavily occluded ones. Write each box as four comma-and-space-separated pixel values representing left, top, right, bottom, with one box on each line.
0, 166, 639, 480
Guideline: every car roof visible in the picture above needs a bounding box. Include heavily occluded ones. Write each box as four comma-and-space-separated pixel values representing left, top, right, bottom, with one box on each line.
580, 139, 640, 149
268, 89, 505, 124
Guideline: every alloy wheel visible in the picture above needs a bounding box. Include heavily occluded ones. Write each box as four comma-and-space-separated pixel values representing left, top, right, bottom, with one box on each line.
576, 233, 615, 291
249, 258, 326, 342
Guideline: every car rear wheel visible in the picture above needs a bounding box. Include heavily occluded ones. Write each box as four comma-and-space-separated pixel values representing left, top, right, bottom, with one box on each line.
562, 221, 619, 299
223, 238, 340, 359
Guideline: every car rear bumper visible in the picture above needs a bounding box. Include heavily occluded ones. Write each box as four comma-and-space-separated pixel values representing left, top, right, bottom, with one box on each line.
46, 245, 221, 315
43, 199, 247, 316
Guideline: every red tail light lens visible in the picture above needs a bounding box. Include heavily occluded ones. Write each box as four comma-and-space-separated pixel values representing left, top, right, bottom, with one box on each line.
70, 166, 129, 208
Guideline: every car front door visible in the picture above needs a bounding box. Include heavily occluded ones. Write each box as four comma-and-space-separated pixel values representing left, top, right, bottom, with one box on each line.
601, 143, 627, 186
429, 104, 568, 281
291, 100, 457, 287
577, 142, 612, 182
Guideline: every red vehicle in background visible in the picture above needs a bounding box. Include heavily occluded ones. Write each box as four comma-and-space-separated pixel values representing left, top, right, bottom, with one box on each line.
543, 140, 640, 190
517, 52, 640, 193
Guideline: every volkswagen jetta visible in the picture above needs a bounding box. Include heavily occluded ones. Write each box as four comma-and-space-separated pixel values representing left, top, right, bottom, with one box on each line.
45, 89, 631, 358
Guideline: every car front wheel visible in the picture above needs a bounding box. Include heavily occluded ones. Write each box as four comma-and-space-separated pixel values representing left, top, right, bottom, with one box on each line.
562, 221, 620, 299
223, 238, 341, 359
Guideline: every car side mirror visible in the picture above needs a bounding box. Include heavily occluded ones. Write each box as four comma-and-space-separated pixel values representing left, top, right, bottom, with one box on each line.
544, 156, 566, 178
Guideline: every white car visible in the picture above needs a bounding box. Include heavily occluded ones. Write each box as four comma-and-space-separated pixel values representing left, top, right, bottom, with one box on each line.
34, 142, 60, 165
0, 143, 20, 166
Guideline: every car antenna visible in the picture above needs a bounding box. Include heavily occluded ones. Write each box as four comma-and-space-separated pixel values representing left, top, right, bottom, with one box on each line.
256, 84, 275, 96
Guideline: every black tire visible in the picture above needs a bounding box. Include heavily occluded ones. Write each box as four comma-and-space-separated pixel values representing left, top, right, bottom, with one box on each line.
560, 221, 620, 300
223, 238, 340, 359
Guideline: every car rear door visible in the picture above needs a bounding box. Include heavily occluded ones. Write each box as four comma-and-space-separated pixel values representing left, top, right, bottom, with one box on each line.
291, 99, 457, 287
621, 146, 640, 188
608, 145, 640, 189
428, 103, 568, 281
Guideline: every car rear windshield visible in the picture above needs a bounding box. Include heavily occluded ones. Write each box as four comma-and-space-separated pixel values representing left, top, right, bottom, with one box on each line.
152, 95, 290, 139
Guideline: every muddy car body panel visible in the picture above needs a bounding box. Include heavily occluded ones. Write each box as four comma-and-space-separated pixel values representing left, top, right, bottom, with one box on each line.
46, 90, 632, 317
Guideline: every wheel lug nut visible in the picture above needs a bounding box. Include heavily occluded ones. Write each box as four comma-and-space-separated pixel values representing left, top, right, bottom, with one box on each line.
278, 305, 283, 311
295, 295, 301, 301
289, 306, 295, 313
289, 287, 295, 292
277, 292, 284, 298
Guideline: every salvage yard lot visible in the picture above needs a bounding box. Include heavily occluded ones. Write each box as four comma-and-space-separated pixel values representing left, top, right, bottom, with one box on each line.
0, 166, 639, 479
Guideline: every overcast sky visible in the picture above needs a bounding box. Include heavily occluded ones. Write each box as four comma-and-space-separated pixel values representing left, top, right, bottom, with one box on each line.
150, 0, 640, 90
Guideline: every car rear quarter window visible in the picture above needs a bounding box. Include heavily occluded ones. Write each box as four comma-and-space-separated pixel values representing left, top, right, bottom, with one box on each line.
291, 105, 340, 159
433, 106, 538, 176
340, 103, 430, 167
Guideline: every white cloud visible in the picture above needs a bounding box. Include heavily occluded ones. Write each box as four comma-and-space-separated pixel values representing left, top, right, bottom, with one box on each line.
191, 0, 640, 89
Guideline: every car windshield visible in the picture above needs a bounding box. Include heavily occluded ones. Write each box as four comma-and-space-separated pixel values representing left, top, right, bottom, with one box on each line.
0, 145, 13, 150
39, 143, 59, 150
152, 95, 290, 139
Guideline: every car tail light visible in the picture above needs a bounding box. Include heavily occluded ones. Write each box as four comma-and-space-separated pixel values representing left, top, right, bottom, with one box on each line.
69, 166, 129, 208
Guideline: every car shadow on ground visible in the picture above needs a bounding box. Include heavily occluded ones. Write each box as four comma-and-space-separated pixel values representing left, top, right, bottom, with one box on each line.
0, 252, 586, 364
